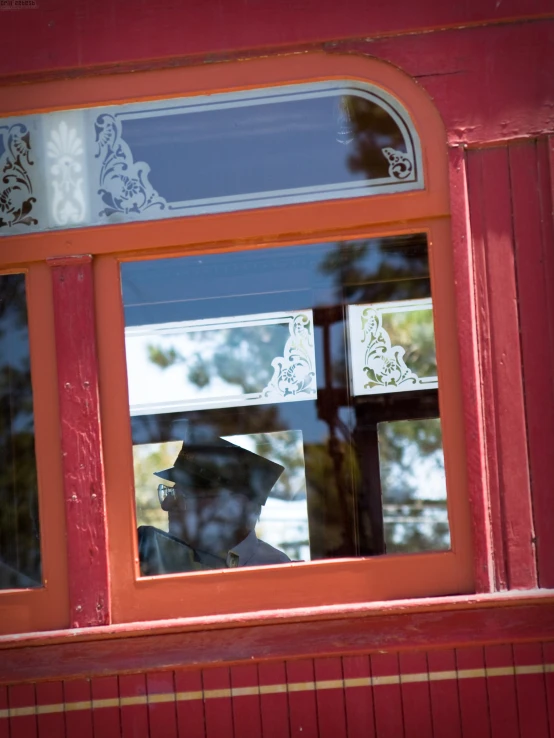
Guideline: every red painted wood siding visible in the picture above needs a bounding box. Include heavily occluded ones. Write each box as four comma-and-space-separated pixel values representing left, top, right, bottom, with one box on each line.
466, 145, 537, 590
0, 0, 552, 80
1, 643, 553, 737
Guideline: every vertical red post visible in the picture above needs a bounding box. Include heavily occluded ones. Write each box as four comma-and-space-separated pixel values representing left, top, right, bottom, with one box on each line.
447, 145, 494, 593
48, 254, 110, 628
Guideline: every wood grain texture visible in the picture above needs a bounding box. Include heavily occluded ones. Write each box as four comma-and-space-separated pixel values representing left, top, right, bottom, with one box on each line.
1, 601, 553, 685
48, 255, 110, 628
467, 147, 536, 590
0, 0, 552, 80
448, 146, 494, 593
456, 646, 490, 738
484, 645, 519, 738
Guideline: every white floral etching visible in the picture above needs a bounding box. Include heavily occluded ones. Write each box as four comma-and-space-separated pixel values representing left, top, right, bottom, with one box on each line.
381, 147, 414, 180
47, 121, 86, 225
262, 313, 317, 400
95, 114, 166, 218
125, 310, 318, 416
348, 300, 438, 396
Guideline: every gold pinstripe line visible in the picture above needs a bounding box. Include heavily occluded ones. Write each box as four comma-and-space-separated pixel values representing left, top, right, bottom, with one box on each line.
91, 698, 120, 709
259, 684, 288, 694
176, 690, 203, 701
147, 693, 175, 704
64, 700, 92, 712
120, 695, 147, 707
1, 663, 551, 719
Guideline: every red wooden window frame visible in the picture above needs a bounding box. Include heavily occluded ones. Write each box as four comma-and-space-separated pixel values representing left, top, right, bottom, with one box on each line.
0, 53, 486, 635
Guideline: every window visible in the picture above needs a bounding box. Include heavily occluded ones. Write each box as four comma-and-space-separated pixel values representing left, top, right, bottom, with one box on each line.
2, 52, 471, 627
0, 273, 41, 589
0, 265, 68, 635
122, 233, 451, 578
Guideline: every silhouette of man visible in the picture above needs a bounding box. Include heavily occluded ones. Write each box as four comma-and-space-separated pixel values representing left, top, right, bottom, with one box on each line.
138, 437, 291, 575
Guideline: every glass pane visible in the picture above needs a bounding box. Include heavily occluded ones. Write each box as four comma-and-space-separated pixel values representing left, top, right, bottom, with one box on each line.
0, 274, 41, 589
122, 233, 450, 576
378, 418, 450, 553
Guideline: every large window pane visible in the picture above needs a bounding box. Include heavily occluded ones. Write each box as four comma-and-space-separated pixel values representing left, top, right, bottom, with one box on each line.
0, 273, 41, 589
121, 234, 450, 577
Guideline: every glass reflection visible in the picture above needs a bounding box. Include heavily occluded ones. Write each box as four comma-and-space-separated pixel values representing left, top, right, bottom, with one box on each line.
122, 234, 450, 575
0, 274, 41, 589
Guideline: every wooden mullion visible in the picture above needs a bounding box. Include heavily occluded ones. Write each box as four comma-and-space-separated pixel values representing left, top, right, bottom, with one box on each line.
48, 254, 111, 628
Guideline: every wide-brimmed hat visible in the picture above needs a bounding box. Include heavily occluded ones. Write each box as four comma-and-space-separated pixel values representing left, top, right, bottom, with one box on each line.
154, 437, 285, 505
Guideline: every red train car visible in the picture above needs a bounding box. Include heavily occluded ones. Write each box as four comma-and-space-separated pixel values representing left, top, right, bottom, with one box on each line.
1, 1, 553, 736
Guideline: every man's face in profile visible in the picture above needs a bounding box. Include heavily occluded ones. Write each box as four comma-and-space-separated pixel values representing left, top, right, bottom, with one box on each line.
162, 485, 252, 554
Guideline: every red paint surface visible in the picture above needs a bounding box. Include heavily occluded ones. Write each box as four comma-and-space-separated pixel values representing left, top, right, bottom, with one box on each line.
513, 644, 550, 738
370, 653, 403, 738
484, 645, 519, 738
63, 679, 93, 738
91, 676, 120, 738
203, 667, 233, 738
342, 656, 375, 738
8, 683, 37, 738
314, 658, 347, 738
286, 660, 318, 738
258, 661, 290, 738
2, 600, 553, 685
0, 687, 7, 738
514, 137, 554, 589
544, 642, 554, 731
456, 647, 490, 738
120, 673, 149, 738
427, 650, 461, 738
230, 664, 262, 738
146, 671, 177, 738
36, 681, 64, 738
447, 146, 494, 592
467, 147, 536, 590
48, 256, 110, 628
399, 651, 433, 738
0, 0, 552, 79
174, 670, 205, 738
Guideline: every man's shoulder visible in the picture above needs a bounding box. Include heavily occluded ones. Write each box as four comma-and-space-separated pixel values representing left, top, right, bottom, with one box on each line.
253, 536, 292, 564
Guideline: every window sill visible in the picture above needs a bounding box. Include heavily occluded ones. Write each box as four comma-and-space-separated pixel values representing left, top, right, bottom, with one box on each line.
1, 589, 553, 684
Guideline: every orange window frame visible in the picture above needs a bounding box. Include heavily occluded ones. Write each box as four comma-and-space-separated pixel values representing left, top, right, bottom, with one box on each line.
0, 53, 475, 631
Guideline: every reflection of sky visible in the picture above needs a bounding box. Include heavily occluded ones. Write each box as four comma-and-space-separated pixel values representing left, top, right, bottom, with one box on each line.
120, 95, 402, 202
